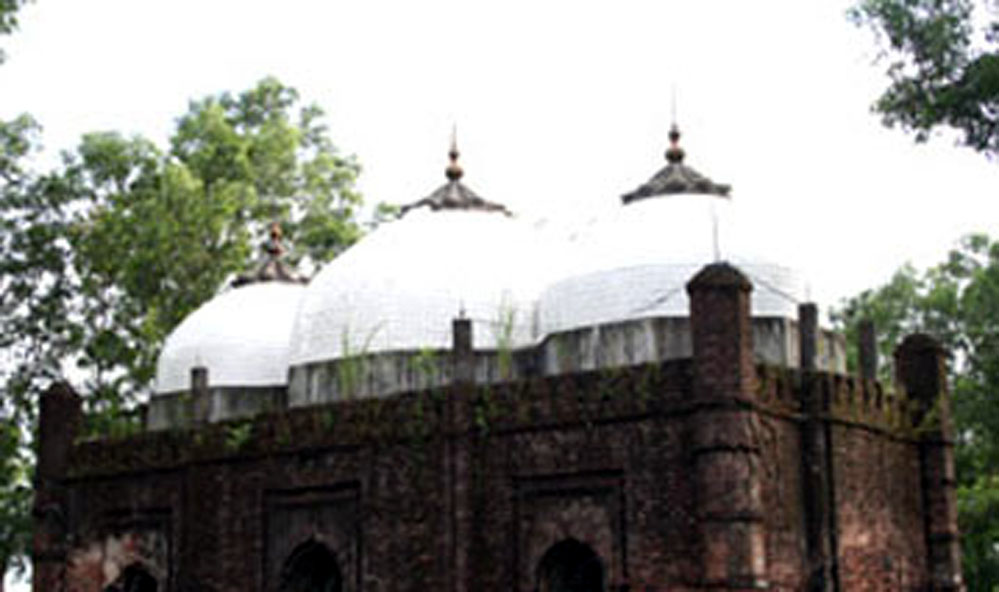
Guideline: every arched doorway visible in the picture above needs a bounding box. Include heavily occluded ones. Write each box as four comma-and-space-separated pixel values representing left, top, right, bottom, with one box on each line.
536, 538, 606, 592
278, 539, 343, 592
103, 563, 158, 592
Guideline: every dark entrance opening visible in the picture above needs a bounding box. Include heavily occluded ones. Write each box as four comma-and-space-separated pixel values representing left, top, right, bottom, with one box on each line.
536, 538, 606, 592
103, 563, 158, 592
278, 539, 343, 592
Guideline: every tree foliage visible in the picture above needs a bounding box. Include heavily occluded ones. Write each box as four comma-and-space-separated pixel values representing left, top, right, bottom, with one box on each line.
0, 114, 40, 583
0, 0, 27, 33
833, 233, 999, 588
0, 78, 365, 572
0, 0, 32, 62
849, 0, 999, 156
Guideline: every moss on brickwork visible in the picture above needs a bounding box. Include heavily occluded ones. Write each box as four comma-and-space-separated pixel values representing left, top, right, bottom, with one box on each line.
69, 359, 929, 480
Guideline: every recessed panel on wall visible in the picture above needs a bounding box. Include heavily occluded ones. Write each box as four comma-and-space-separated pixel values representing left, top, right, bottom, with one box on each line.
513, 471, 625, 592
264, 483, 361, 592
64, 509, 171, 592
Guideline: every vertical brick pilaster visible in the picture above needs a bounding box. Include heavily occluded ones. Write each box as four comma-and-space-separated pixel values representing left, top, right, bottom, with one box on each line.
450, 316, 475, 437
33, 382, 82, 592
859, 320, 878, 382
452, 318, 474, 386
190, 366, 209, 424
798, 304, 837, 592
687, 263, 768, 589
799, 303, 818, 372
895, 334, 964, 592
36, 382, 81, 483
687, 263, 756, 400
449, 317, 473, 592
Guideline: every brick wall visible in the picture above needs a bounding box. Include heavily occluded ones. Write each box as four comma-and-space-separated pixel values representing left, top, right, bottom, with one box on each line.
38, 355, 943, 591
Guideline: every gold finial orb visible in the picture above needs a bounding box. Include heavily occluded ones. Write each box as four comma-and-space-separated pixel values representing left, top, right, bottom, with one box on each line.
265, 221, 285, 257
446, 136, 463, 181
665, 123, 685, 164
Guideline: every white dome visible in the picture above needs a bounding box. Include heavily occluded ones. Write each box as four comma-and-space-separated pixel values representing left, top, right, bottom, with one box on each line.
155, 282, 306, 394
289, 208, 549, 365
538, 194, 804, 335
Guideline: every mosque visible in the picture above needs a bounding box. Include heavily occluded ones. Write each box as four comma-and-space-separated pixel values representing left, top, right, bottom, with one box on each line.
33, 125, 963, 591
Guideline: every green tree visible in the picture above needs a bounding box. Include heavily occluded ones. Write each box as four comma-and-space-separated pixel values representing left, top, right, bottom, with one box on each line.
44, 77, 362, 416
849, 0, 999, 156
170, 77, 363, 267
0, 78, 366, 577
0, 0, 32, 63
833, 233, 999, 588
0, 113, 46, 587
0, 421, 29, 584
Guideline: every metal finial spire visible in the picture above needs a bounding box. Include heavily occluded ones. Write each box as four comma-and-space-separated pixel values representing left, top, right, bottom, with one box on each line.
446, 125, 463, 182
665, 87, 686, 164
399, 127, 511, 216
231, 220, 307, 286
264, 220, 285, 258
711, 202, 721, 262
671, 84, 677, 125
621, 101, 731, 203
665, 123, 685, 164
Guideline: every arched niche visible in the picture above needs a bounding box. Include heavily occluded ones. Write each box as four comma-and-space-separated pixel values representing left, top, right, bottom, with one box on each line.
103, 563, 158, 592
536, 538, 606, 592
278, 539, 343, 592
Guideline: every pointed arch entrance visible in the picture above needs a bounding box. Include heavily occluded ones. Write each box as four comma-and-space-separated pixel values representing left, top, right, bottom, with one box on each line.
277, 539, 343, 592
535, 538, 606, 592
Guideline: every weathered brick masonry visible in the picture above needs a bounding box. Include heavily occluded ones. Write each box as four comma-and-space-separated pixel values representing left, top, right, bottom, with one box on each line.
33, 263, 963, 591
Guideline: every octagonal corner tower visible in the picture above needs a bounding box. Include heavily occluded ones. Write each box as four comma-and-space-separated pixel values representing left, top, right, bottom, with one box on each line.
148, 224, 307, 429
287, 142, 550, 406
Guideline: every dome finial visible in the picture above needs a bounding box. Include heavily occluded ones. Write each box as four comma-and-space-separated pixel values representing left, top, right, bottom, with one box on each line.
400, 127, 511, 216
621, 103, 731, 203
665, 86, 685, 164
231, 220, 307, 287
264, 220, 285, 258
446, 124, 463, 182
665, 122, 685, 164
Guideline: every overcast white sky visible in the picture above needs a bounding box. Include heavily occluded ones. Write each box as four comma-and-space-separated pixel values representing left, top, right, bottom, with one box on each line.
4, 0, 999, 316
3, 1, 999, 587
